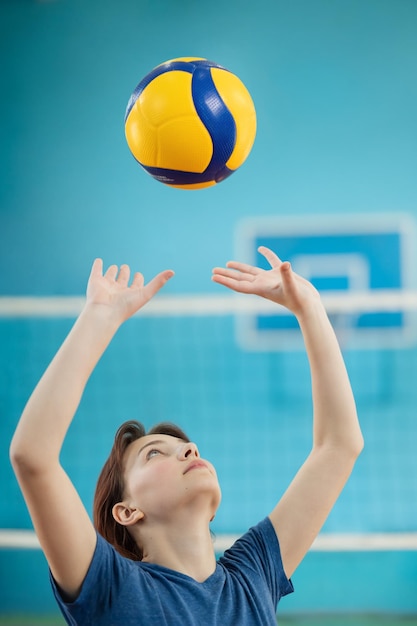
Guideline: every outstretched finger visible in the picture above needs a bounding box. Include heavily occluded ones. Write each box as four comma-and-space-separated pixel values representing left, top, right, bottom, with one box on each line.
144, 270, 175, 299
117, 264, 130, 287
258, 246, 282, 269
225, 261, 262, 275
89, 258, 103, 279
104, 264, 118, 281
131, 271, 145, 289
279, 261, 296, 290
212, 267, 255, 282
211, 273, 251, 293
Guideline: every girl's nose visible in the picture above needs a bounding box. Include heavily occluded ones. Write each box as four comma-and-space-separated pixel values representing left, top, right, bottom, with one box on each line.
178, 441, 199, 460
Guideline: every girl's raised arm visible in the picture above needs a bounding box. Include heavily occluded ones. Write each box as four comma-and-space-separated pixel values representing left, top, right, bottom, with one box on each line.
10, 260, 174, 600
212, 247, 363, 579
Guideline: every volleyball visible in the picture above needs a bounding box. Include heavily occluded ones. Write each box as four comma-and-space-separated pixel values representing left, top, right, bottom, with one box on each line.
124, 57, 257, 190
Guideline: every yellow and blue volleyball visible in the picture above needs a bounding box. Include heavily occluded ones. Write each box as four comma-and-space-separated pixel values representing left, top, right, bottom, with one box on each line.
124, 57, 257, 190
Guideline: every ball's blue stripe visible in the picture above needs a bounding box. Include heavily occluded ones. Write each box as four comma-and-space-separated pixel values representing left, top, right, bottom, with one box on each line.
191, 67, 236, 178
141, 164, 235, 186
125, 59, 226, 121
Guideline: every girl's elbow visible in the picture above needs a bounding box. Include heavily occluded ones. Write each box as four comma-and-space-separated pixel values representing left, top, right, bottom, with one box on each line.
354, 432, 365, 458
341, 432, 364, 467
10, 438, 52, 478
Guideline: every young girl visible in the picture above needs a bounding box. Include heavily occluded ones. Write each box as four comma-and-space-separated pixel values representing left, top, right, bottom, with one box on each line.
10, 246, 363, 625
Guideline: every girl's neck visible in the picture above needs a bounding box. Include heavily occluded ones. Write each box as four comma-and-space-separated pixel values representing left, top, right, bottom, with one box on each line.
140, 520, 216, 582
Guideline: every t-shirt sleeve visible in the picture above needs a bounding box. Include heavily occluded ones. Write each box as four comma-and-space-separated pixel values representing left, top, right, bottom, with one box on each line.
49, 532, 132, 625
219, 517, 294, 607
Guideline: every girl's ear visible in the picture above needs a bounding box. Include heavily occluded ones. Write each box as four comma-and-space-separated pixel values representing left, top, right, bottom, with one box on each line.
112, 502, 144, 526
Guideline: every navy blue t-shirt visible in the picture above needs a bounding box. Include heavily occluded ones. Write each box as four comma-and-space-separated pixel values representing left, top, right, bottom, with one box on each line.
51, 517, 294, 625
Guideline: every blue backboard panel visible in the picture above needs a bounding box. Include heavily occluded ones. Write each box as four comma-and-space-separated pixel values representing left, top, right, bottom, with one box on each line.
235, 214, 417, 350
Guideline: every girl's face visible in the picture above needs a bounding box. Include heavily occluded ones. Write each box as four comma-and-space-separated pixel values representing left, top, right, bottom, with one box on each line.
119, 434, 221, 523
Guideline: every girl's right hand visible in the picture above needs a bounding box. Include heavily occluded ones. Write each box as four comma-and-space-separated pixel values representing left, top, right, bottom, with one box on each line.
86, 259, 174, 323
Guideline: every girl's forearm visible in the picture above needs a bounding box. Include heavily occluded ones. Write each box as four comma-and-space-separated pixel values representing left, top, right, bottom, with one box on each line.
10, 305, 121, 471
296, 300, 363, 454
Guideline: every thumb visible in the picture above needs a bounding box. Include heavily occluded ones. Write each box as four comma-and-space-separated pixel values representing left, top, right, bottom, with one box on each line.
144, 269, 175, 299
279, 261, 294, 288
280, 260, 291, 274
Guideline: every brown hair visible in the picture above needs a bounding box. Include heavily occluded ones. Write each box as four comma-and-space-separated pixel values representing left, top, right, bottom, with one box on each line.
93, 420, 190, 561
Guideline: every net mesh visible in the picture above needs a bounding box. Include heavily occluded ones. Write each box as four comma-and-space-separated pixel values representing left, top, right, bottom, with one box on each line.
1, 294, 417, 544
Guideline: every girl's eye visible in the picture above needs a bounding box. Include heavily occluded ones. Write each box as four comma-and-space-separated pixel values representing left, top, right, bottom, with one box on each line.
146, 449, 161, 460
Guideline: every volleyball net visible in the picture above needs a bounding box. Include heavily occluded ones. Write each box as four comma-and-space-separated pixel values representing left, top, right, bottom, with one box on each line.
1, 290, 417, 553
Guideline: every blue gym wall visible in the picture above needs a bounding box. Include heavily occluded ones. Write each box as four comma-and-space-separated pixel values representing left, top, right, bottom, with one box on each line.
1, 0, 417, 619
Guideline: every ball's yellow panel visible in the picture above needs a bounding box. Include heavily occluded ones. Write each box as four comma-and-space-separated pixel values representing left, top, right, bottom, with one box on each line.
158, 116, 213, 172
170, 180, 216, 190
210, 68, 256, 171
125, 71, 213, 172
125, 107, 157, 167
